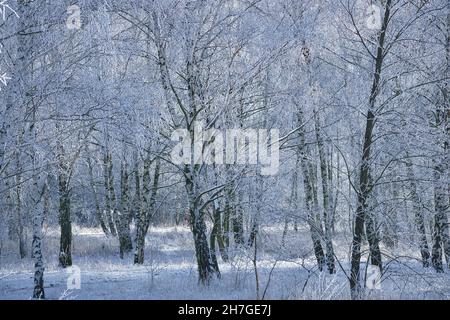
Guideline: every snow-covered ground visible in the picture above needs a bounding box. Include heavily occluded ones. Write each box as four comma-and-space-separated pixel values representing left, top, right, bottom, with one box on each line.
1, 225, 449, 300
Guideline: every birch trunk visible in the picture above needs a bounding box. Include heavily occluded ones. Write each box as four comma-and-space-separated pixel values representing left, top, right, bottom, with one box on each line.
134, 157, 160, 264
185, 165, 214, 285
32, 178, 48, 299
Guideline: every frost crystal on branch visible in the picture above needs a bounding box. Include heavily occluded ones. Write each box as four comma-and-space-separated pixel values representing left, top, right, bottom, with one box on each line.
0, 1, 18, 93
0, 71, 11, 90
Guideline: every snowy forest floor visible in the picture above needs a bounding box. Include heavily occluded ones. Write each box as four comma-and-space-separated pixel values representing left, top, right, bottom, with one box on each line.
1, 225, 449, 300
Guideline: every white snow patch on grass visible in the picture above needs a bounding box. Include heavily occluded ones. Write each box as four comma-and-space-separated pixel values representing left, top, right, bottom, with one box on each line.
0, 225, 449, 300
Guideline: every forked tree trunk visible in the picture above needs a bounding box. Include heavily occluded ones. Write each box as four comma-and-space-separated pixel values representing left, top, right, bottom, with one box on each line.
296, 109, 325, 271
314, 108, 336, 274
185, 165, 215, 284
211, 197, 228, 261
106, 155, 131, 258
134, 157, 160, 264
